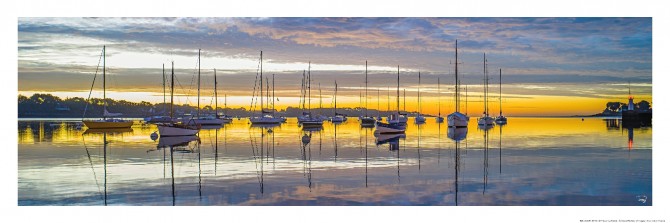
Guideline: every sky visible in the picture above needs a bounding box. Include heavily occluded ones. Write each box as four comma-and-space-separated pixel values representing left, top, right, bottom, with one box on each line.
17, 17, 652, 116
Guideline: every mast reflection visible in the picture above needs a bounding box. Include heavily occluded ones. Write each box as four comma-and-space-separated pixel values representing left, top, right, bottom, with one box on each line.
156, 134, 200, 206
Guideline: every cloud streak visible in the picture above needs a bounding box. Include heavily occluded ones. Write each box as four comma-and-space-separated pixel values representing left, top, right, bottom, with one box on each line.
17, 17, 652, 114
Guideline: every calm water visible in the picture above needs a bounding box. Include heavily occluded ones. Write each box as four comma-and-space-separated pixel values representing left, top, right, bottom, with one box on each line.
18, 117, 652, 206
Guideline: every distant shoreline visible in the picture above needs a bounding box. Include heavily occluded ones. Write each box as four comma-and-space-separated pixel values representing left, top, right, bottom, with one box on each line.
17, 115, 622, 120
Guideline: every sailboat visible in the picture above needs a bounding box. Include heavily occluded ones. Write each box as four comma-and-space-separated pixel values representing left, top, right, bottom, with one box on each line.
331, 80, 347, 123
83, 46, 134, 129
375, 65, 406, 134
145, 64, 173, 123
494, 68, 507, 124
301, 62, 324, 128
447, 40, 470, 128
360, 61, 376, 126
414, 71, 426, 124
477, 53, 494, 126
194, 51, 226, 126
157, 62, 201, 137
250, 51, 283, 124
436, 77, 444, 123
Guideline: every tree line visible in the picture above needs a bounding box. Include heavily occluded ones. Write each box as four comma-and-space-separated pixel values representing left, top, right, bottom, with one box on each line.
18, 93, 410, 118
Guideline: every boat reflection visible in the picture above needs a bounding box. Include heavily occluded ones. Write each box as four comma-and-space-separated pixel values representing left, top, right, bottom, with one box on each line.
478, 123, 494, 131
84, 128, 133, 134
157, 135, 200, 150
375, 133, 406, 150
250, 126, 274, 194
301, 125, 324, 132
200, 124, 223, 130
250, 123, 281, 129
482, 124, 490, 194
374, 131, 405, 183
454, 138, 461, 206
82, 132, 110, 206
498, 123, 504, 174
300, 129, 313, 191
158, 134, 200, 205
448, 127, 468, 142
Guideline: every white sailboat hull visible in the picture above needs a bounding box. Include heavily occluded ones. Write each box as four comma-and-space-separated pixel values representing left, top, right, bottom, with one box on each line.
374, 125, 405, 134
250, 116, 283, 124
447, 112, 470, 127
448, 126, 468, 141
478, 116, 495, 125
158, 124, 200, 137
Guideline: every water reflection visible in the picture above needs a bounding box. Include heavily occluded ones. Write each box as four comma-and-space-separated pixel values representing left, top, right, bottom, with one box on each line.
18, 117, 652, 205
448, 127, 468, 142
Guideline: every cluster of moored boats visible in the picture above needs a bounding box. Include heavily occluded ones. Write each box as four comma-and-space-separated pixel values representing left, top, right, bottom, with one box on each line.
81, 40, 510, 140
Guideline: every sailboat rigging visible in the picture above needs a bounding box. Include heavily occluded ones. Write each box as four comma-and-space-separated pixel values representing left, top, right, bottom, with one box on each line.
193, 52, 226, 125
447, 40, 470, 128
145, 64, 173, 123
494, 68, 508, 124
301, 61, 324, 128
361, 60, 377, 126
478, 53, 494, 127
157, 61, 201, 137
331, 80, 347, 123
250, 51, 283, 125
83, 46, 134, 129
375, 65, 406, 134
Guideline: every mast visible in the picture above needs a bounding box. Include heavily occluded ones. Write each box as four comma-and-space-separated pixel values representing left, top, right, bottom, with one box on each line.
335, 81, 338, 114
455, 40, 459, 113
499, 68, 502, 116
103, 45, 106, 119
397, 66, 400, 113
308, 62, 311, 114
273, 74, 275, 116
215, 69, 218, 116
418, 72, 421, 114
266, 77, 270, 111
438, 77, 441, 116
197, 49, 201, 118
365, 60, 368, 117
301, 70, 305, 111
484, 53, 489, 116
260, 51, 263, 114
319, 82, 322, 112
170, 62, 174, 119
163, 64, 166, 115
377, 88, 380, 116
